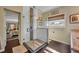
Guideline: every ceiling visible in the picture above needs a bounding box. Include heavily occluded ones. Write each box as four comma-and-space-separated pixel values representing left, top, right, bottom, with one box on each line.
35, 6, 60, 13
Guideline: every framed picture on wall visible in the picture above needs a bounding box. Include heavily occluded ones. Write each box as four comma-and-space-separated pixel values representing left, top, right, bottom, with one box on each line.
70, 14, 79, 24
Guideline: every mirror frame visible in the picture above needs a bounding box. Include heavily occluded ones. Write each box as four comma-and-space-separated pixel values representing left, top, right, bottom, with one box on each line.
70, 13, 79, 24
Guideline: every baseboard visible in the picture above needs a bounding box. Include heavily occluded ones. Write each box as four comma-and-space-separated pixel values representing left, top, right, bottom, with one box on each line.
0, 48, 5, 52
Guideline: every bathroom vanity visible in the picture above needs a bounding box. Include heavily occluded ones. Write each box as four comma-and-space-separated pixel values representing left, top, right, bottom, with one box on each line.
71, 29, 79, 52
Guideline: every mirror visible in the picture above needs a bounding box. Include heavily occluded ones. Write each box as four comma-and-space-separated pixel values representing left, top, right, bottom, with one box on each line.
70, 14, 79, 23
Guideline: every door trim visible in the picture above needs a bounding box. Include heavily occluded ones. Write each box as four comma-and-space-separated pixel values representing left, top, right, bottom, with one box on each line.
4, 8, 22, 45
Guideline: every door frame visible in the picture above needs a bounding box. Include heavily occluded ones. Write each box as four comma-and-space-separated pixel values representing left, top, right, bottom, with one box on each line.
4, 8, 22, 45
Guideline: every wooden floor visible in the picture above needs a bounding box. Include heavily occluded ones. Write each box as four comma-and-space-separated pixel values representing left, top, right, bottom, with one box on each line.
38, 40, 71, 53
3, 39, 70, 53
3, 39, 20, 53
48, 40, 71, 53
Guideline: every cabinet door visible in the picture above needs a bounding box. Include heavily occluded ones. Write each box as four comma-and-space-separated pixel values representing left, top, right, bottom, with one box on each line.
73, 37, 79, 51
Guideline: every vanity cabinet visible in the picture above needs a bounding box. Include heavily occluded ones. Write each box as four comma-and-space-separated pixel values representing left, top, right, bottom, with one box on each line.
71, 30, 79, 52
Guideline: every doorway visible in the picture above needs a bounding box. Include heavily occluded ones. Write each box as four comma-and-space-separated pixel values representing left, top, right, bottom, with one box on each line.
4, 9, 20, 52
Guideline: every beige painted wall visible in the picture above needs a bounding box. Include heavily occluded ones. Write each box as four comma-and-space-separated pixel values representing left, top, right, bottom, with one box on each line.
48, 28, 68, 44
43, 6, 79, 45
0, 6, 23, 51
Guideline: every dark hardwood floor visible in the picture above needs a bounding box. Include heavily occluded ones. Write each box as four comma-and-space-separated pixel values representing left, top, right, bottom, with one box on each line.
2, 39, 70, 53
48, 40, 71, 53
3, 39, 20, 53
38, 40, 71, 53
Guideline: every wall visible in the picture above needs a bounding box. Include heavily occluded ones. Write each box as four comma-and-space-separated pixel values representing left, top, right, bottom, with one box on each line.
0, 8, 6, 51
22, 6, 30, 42
58, 6, 79, 45
0, 6, 23, 51
37, 28, 48, 42
43, 6, 79, 45
48, 28, 68, 44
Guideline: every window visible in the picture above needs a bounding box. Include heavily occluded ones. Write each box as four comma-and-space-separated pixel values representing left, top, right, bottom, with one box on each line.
48, 14, 65, 27
48, 19, 65, 26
